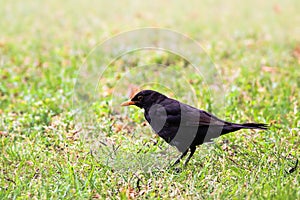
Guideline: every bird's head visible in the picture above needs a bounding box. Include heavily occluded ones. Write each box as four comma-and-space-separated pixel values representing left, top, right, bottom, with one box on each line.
121, 90, 167, 109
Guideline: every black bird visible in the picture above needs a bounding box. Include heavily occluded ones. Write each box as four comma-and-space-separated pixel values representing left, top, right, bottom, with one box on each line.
121, 90, 268, 167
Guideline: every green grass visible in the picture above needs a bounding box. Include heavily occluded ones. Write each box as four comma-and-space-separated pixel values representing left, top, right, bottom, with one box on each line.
1, 0, 300, 199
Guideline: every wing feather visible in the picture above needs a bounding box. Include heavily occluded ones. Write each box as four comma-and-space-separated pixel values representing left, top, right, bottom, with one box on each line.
161, 100, 227, 127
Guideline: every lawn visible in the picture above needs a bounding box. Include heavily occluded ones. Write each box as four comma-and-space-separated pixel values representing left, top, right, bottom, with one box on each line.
0, 0, 299, 199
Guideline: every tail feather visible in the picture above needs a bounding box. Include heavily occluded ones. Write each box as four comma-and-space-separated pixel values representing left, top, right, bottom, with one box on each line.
221, 122, 268, 135
240, 123, 269, 130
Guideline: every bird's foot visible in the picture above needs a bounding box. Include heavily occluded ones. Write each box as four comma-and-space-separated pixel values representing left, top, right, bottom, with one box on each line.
173, 167, 182, 173
166, 165, 183, 173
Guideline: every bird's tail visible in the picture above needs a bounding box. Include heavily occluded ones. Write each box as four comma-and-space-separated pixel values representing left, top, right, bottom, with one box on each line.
221, 122, 268, 135
239, 123, 269, 130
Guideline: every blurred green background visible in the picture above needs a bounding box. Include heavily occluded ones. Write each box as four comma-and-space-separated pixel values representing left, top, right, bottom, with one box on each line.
0, 0, 299, 199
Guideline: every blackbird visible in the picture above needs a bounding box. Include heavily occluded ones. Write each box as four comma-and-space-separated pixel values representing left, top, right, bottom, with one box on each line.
121, 90, 268, 167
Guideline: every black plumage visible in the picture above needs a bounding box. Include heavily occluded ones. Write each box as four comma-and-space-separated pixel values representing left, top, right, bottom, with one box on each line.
121, 90, 268, 166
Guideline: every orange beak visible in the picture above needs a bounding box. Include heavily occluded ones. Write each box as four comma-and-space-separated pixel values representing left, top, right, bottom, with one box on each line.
121, 100, 136, 106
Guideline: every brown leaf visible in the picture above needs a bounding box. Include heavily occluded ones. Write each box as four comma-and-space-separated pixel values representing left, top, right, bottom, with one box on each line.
0, 131, 8, 137
113, 124, 123, 133
126, 186, 137, 199
292, 45, 300, 63
92, 193, 101, 199
273, 4, 282, 14
0, 39, 7, 48
26, 161, 34, 166
128, 84, 140, 99
261, 65, 277, 73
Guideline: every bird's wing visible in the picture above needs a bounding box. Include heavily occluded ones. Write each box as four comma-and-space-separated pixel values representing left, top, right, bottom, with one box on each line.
164, 101, 227, 127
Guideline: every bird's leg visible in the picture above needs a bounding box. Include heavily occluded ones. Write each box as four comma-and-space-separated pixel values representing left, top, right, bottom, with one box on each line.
183, 146, 196, 167
171, 149, 189, 167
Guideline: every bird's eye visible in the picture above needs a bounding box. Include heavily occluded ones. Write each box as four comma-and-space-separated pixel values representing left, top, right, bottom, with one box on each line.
138, 95, 143, 101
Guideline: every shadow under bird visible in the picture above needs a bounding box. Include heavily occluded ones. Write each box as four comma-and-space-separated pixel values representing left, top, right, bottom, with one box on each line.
121, 90, 268, 167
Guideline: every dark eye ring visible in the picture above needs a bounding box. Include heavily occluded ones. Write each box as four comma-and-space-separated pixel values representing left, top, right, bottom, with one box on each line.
138, 95, 143, 101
